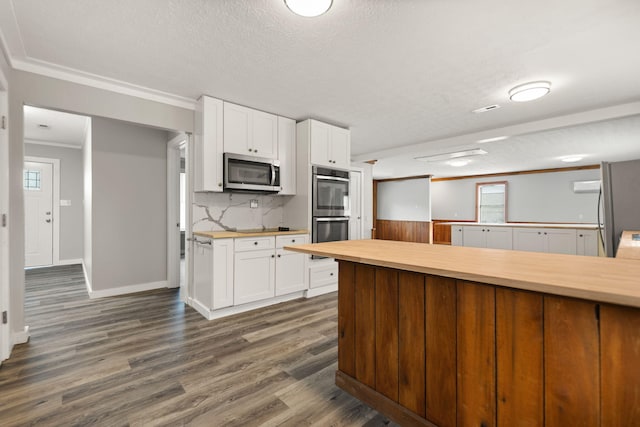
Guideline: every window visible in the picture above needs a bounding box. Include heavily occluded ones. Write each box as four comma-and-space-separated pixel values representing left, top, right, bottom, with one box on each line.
23, 170, 41, 190
477, 181, 507, 223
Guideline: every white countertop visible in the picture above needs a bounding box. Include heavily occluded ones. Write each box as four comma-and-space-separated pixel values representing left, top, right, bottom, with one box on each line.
442, 222, 598, 230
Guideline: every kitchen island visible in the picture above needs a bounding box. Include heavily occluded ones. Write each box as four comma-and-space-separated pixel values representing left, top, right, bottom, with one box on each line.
285, 239, 640, 427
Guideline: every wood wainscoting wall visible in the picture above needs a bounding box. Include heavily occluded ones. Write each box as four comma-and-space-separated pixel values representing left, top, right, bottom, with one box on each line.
374, 220, 432, 244
432, 220, 475, 245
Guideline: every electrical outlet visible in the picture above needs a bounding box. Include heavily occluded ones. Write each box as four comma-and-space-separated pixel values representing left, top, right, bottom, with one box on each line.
250, 199, 259, 209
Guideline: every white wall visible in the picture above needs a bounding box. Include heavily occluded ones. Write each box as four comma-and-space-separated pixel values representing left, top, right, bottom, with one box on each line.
431, 168, 601, 223
91, 117, 168, 291
377, 178, 431, 221
7, 69, 193, 338
24, 143, 84, 261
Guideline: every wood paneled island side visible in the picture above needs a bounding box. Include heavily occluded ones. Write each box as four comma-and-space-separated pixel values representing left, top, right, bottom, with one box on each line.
285, 240, 640, 427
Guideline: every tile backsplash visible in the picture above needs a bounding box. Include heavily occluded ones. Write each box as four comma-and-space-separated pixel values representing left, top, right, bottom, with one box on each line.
192, 192, 287, 232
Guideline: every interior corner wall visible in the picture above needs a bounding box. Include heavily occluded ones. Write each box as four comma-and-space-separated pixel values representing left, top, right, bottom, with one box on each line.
24, 143, 84, 261
431, 168, 601, 223
91, 117, 168, 291
7, 69, 194, 336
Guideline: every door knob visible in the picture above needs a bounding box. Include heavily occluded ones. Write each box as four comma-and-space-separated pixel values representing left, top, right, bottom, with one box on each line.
45, 219, 51, 223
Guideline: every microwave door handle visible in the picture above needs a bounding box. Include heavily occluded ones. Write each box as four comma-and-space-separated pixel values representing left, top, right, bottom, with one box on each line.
270, 164, 276, 186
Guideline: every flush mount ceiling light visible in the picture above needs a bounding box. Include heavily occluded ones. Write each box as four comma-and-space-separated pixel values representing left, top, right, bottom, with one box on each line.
447, 159, 471, 167
284, 0, 333, 17
477, 136, 508, 144
560, 155, 585, 163
509, 81, 551, 102
415, 148, 487, 162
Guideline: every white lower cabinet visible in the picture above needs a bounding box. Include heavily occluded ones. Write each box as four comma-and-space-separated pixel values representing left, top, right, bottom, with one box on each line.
577, 230, 599, 256
451, 226, 464, 246
513, 228, 577, 255
462, 226, 513, 250
275, 234, 308, 296
234, 248, 276, 305
193, 238, 234, 310
309, 261, 338, 289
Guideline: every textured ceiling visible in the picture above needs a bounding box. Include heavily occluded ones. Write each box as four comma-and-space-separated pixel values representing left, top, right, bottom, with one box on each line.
2, 0, 640, 176
23, 106, 89, 147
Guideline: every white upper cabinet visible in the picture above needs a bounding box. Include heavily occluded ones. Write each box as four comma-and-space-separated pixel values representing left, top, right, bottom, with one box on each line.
310, 120, 351, 169
194, 96, 224, 192
278, 116, 296, 195
223, 102, 277, 159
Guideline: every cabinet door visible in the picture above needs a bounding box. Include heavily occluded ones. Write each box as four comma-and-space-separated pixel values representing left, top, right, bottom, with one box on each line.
463, 226, 486, 248
546, 229, 577, 255
451, 226, 464, 246
252, 110, 278, 159
331, 126, 351, 169
486, 227, 513, 250
223, 102, 252, 155
212, 239, 234, 309
513, 228, 546, 253
193, 239, 214, 309
577, 230, 599, 256
278, 116, 296, 195
234, 249, 275, 305
275, 248, 307, 296
194, 96, 223, 192
310, 120, 332, 167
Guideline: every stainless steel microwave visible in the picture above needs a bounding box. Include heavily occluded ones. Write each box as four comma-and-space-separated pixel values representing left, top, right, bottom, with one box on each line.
224, 153, 281, 193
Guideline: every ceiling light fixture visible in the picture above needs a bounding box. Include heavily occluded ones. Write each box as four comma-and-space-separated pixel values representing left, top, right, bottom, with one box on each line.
560, 155, 584, 163
509, 81, 551, 102
284, 0, 333, 17
477, 136, 508, 144
447, 159, 471, 167
415, 148, 487, 162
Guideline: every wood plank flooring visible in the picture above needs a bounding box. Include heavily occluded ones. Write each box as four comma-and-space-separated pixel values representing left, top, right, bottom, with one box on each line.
0, 265, 397, 426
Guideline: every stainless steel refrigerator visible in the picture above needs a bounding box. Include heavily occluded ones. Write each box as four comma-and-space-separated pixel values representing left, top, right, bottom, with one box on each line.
601, 159, 640, 257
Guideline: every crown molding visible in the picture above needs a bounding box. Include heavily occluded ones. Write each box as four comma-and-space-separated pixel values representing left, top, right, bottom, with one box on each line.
12, 57, 197, 110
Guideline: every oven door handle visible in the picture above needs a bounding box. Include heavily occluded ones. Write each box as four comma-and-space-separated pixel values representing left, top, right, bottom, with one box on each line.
314, 217, 350, 222
315, 175, 350, 182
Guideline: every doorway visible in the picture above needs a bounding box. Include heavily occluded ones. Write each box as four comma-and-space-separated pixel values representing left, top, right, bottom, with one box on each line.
349, 168, 364, 240
24, 159, 57, 267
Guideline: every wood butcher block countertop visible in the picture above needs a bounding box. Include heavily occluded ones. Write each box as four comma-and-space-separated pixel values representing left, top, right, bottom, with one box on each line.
285, 239, 640, 308
193, 229, 308, 239
617, 230, 640, 260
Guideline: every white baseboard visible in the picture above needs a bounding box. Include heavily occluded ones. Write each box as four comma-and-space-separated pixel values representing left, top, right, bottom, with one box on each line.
56, 258, 83, 266
12, 326, 30, 345
189, 291, 306, 321
305, 284, 338, 298
89, 280, 168, 299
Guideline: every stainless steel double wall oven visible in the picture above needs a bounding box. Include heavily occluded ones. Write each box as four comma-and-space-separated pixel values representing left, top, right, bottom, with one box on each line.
312, 166, 350, 247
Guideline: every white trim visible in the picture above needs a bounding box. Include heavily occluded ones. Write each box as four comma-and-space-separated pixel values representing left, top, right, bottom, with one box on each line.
12, 57, 197, 111
82, 261, 92, 294
88, 280, 168, 299
12, 326, 30, 345
24, 139, 82, 150
0, 80, 10, 363
350, 166, 366, 240
24, 156, 61, 266
191, 291, 306, 321
167, 134, 186, 289
183, 133, 194, 304
305, 284, 338, 298
56, 258, 83, 266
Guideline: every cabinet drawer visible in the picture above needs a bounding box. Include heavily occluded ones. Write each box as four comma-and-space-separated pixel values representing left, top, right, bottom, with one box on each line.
235, 236, 275, 252
276, 234, 309, 249
309, 262, 338, 289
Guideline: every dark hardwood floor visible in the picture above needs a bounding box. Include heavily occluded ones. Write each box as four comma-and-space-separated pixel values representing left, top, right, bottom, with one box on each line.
0, 265, 397, 426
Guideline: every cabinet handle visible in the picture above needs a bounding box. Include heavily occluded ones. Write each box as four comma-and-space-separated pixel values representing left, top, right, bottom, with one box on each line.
255, 149, 258, 153
218, 183, 222, 187
544, 232, 547, 235
254, 241, 258, 245
487, 229, 490, 232
271, 254, 275, 258
291, 239, 296, 243
277, 254, 281, 258
579, 234, 583, 237
538, 232, 541, 235
330, 272, 334, 276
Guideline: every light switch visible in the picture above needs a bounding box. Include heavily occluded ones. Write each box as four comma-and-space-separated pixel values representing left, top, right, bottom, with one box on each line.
60, 200, 72, 207
250, 199, 258, 208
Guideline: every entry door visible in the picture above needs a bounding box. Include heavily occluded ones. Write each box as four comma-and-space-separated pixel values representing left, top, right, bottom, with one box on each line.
349, 170, 362, 240
24, 161, 53, 267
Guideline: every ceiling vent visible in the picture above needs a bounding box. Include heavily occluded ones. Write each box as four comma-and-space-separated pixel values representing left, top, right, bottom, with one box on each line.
415, 148, 488, 162
38, 124, 50, 129
472, 104, 501, 114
